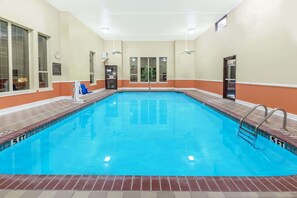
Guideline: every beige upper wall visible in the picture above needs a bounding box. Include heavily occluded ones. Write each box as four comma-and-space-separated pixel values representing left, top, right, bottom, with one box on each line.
175, 40, 196, 80
195, 0, 297, 85
61, 12, 105, 82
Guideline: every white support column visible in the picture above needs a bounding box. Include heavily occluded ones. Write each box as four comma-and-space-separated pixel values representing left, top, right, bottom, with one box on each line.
7, 23, 13, 92
31, 30, 38, 91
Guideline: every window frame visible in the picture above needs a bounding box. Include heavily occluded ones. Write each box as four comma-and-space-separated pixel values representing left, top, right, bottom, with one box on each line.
159, 57, 167, 82
129, 57, 138, 83
1, 20, 32, 94
140, 57, 157, 83
11, 24, 30, 92
215, 15, 227, 32
89, 51, 95, 84
0, 20, 9, 93
131, 56, 168, 83
38, 33, 50, 89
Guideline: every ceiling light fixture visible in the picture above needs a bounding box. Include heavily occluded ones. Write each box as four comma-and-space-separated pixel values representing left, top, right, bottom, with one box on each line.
112, 34, 122, 55
188, 28, 196, 34
102, 28, 110, 34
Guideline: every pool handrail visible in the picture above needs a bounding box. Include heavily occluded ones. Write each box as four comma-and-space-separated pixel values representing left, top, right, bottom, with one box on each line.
255, 108, 288, 133
239, 104, 268, 128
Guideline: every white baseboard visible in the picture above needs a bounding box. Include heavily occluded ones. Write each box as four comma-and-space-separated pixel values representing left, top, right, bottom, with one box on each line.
0, 96, 72, 116
174, 88, 197, 91
194, 88, 222, 98
92, 88, 105, 93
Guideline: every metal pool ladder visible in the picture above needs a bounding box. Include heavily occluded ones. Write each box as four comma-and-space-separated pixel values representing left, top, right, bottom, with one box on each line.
238, 105, 288, 147
238, 104, 268, 146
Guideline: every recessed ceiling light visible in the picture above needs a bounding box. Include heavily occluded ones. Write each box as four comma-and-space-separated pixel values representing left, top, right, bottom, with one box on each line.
102, 28, 110, 34
188, 28, 196, 34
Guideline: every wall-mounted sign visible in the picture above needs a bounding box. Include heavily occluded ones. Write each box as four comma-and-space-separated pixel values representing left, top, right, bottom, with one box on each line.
53, 63, 62, 76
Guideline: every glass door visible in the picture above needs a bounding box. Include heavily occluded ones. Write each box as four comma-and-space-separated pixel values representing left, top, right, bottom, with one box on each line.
140, 57, 157, 83
223, 56, 236, 100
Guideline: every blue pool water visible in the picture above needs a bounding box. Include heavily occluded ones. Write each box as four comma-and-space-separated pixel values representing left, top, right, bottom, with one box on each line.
0, 92, 297, 176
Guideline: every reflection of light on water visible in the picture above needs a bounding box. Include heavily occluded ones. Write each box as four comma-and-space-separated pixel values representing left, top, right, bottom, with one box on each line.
104, 156, 111, 162
188, 156, 195, 161
113, 102, 116, 105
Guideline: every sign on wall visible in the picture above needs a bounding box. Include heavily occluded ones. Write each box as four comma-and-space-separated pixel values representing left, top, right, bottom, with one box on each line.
52, 63, 62, 76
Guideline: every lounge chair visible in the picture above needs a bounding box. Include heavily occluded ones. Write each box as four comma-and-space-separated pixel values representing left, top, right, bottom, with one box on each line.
80, 84, 92, 95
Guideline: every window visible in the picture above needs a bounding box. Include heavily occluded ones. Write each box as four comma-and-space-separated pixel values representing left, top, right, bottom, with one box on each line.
216, 15, 227, 32
38, 34, 48, 88
0, 21, 9, 92
130, 57, 138, 82
149, 57, 156, 82
89, 51, 95, 84
159, 57, 167, 82
140, 57, 156, 82
12, 25, 30, 91
140, 57, 148, 82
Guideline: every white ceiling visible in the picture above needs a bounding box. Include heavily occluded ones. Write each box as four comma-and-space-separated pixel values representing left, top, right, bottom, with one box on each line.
46, 0, 241, 41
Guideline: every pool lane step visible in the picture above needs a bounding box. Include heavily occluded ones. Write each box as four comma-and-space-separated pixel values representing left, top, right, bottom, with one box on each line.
238, 127, 257, 146
239, 127, 256, 136
238, 104, 268, 147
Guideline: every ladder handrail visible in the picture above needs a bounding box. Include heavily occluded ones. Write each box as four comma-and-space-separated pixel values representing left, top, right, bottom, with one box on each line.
239, 104, 268, 128
255, 108, 288, 132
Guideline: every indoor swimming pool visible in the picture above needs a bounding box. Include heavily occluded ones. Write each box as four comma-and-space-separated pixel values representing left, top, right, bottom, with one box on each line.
0, 92, 296, 176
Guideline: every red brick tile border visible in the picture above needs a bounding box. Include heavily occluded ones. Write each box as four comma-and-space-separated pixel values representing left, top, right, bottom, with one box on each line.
0, 90, 296, 191
0, 175, 296, 191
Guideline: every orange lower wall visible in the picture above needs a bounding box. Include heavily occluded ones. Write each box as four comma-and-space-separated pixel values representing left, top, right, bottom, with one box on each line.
237, 84, 297, 115
1, 79, 297, 115
175, 80, 195, 88
119, 80, 198, 88
194, 80, 297, 115
195, 80, 223, 95
0, 85, 60, 109
0, 80, 105, 110
90, 80, 105, 91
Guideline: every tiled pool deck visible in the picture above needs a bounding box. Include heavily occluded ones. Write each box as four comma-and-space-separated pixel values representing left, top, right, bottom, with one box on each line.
0, 89, 297, 198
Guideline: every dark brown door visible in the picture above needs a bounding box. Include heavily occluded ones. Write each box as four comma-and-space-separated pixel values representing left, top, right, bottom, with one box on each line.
223, 56, 236, 100
105, 65, 118, 89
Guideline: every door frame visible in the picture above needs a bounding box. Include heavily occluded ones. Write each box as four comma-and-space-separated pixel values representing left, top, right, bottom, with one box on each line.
105, 65, 118, 89
223, 55, 236, 100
